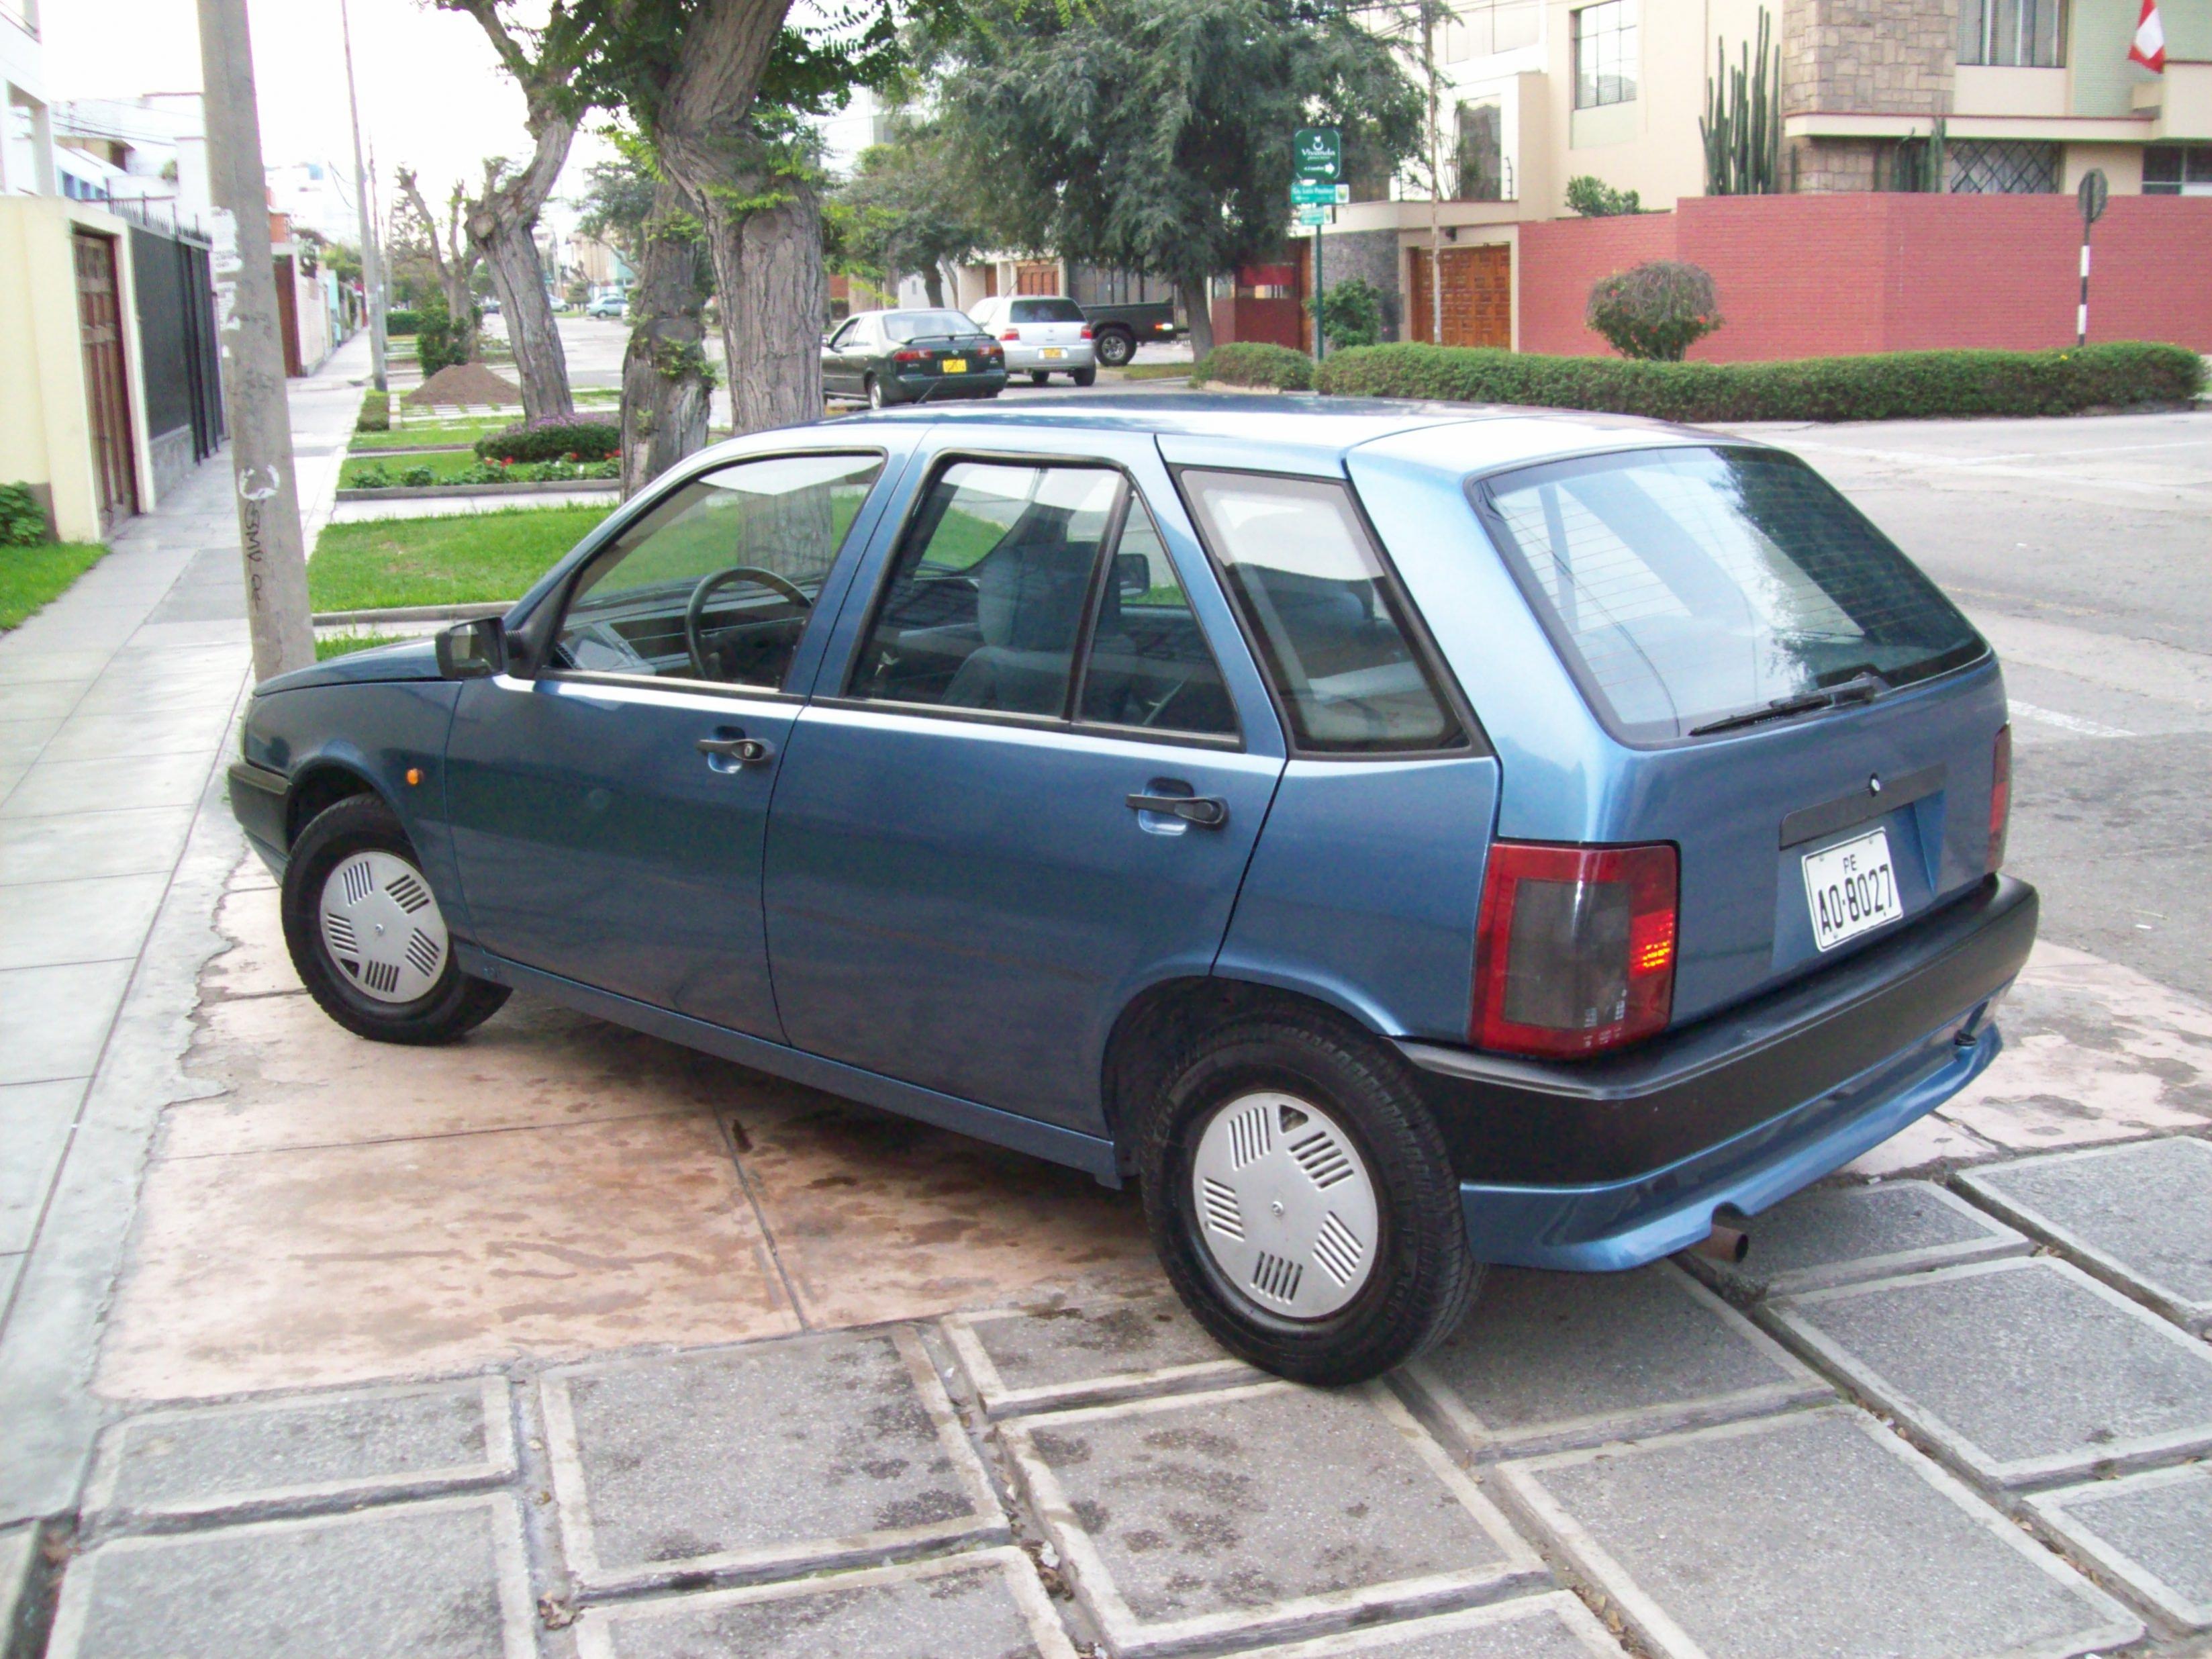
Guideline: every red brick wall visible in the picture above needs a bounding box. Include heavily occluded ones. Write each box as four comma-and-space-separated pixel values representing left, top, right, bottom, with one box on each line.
1519, 195, 2212, 360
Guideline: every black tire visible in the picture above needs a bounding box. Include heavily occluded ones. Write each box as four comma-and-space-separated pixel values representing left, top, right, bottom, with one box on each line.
1072, 366, 1098, 387
1136, 1014, 1480, 1386
1095, 328, 1135, 368
1028, 370, 1051, 387
865, 373, 887, 410
281, 794, 510, 1045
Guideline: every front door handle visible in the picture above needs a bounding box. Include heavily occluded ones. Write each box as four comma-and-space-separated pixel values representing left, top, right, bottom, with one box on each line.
697, 734, 775, 765
1126, 792, 1229, 828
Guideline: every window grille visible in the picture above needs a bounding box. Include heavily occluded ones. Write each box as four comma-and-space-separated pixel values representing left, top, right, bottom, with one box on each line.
1945, 140, 2059, 195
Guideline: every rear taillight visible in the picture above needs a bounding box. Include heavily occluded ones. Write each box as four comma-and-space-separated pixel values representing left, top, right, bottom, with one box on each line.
892, 348, 926, 363
1080, 326, 1094, 339
1472, 841, 1678, 1058
1988, 724, 2011, 872
1001, 328, 1021, 341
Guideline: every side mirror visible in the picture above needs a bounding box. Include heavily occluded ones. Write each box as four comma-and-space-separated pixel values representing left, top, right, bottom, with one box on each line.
1115, 552, 1151, 598
436, 616, 506, 679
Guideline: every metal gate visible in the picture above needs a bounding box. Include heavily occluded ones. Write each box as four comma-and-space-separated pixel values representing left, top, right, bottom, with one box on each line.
75, 230, 140, 532
1408, 244, 1512, 349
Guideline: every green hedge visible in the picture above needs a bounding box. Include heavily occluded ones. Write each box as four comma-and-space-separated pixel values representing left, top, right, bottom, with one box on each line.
475, 418, 622, 463
355, 389, 390, 434
1193, 342, 1316, 391
385, 309, 422, 337
1310, 342, 2205, 422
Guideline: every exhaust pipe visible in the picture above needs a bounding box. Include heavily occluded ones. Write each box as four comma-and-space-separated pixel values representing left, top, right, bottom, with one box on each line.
1691, 1223, 1749, 1264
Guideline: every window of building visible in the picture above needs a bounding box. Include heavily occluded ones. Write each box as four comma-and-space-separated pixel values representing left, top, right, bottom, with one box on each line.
1453, 100, 1510, 200
1444, 0, 1541, 60
1947, 139, 2060, 195
1572, 0, 1637, 109
1957, 0, 2063, 65
2144, 144, 2212, 195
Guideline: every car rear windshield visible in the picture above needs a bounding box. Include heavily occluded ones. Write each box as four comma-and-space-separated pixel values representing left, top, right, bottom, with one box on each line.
1474, 446, 1986, 745
1010, 299, 1085, 323
883, 311, 977, 342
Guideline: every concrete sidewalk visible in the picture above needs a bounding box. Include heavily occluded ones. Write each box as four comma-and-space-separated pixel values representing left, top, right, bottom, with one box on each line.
0, 334, 365, 1525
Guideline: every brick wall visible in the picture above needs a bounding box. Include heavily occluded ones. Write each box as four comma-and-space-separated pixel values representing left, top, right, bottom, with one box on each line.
1519, 194, 2212, 359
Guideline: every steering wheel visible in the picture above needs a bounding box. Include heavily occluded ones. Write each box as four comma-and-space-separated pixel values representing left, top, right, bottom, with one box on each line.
685, 565, 812, 681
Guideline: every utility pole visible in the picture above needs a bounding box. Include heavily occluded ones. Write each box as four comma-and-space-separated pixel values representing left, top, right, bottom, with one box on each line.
1425, 0, 1443, 346
197, 0, 316, 679
342, 0, 387, 391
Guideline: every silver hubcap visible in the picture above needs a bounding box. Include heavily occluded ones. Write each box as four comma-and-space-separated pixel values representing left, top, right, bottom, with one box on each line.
318, 850, 448, 1004
1191, 1092, 1380, 1320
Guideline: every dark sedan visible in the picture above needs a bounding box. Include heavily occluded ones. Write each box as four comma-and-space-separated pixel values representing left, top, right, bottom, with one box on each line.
822, 308, 1006, 409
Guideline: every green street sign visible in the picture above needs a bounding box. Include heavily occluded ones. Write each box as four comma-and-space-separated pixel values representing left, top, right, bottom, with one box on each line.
1294, 204, 1329, 227
1294, 127, 1342, 184
1290, 181, 1335, 205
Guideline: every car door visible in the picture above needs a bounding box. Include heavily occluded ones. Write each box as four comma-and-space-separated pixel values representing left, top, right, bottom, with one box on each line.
763, 432, 1288, 1136
822, 318, 863, 397
445, 448, 894, 1039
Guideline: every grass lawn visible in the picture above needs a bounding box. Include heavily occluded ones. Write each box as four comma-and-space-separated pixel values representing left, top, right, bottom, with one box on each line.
341, 451, 489, 485
1, 542, 107, 630
309, 506, 610, 612
349, 418, 510, 453
316, 632, 411, 660
1112, 363, 1193, 381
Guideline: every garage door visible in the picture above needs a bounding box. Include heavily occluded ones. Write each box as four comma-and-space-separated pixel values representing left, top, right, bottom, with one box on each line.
1407, 244, 1511, 349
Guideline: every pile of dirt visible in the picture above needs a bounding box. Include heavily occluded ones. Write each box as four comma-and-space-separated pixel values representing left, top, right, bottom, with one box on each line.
404, 362, 523, 408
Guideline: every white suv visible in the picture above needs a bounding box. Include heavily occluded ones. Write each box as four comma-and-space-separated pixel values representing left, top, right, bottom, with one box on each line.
968, 295, 1098, 386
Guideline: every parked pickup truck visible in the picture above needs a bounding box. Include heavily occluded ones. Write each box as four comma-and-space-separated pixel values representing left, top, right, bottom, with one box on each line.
1079, 301, 1182, 367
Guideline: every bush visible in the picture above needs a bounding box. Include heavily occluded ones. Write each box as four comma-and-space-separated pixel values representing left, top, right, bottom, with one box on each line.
1587, 260, 1723, 362
384, 308, 422, 337
1309, 279, 1386, 352
0, 482, 48, 547
475, 417, 622, 463
355, 389, 390, 433
1193, 342, 1316, 391
1566, 175, 1643, 217
416, 295, 472, 377
1309, 341, 2206, 424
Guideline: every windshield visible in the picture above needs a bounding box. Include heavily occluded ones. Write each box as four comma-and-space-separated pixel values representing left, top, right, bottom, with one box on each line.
882, 310, 978, 342
1476, 446, 1985, 745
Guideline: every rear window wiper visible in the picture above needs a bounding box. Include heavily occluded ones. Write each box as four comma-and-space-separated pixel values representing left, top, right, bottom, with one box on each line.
1688, 671, 1887, 737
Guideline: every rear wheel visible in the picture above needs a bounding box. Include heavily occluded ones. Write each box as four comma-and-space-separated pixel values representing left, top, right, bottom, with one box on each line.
281, 796, 509, 1045
1072, 366, 1098, 387
1094, 328, 1135, 368
1137, 1015, 1480, 1385
865, 373, 887, 410
1028, 370, 1050, 386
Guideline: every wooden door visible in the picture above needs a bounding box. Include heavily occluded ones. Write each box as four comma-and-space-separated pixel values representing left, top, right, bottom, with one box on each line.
1015, 260, 1059, 295
75, 230, 140, 532
1407, 244, 1512, 348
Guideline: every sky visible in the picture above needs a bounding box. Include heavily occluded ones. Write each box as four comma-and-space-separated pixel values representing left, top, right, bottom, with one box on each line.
46, 0, 612, 236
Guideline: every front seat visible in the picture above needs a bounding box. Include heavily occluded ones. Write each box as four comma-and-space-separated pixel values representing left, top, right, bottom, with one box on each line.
943, 520, 1098, 714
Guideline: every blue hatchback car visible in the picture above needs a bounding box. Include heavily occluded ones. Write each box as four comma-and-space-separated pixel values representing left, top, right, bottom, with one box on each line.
230, 399, 2034, 1384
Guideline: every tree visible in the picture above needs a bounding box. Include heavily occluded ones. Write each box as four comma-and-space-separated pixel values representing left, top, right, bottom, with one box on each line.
436, 0, 583, 422
1566, 175, 1643, 216
575, 150, 661, 264
1309, 275, 1385, 350
394, 169, 481, 360
1586, 260, 1723, 361
940, 0, 1421, 357
832, 111, 988, 305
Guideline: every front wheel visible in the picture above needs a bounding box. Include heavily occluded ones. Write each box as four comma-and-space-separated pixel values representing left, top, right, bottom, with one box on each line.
1137, 1016, 1480, 1386
1072, 366, 1098, 387
281, 795, 510, 1045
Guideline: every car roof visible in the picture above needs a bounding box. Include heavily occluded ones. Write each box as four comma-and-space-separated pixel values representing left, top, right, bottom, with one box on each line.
813, 393, 1730, 479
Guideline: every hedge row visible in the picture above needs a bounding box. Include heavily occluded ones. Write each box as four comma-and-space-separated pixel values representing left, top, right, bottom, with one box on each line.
1309, 341, 2204, 423
475, 418, 622, 463
355, 389, 390, 434
384, 309, 422, 337
1192, 342, 1316, 391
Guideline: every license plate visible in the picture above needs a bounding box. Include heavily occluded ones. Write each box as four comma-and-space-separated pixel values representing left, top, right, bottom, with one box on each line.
941, 358, 967, 374
1802, 828, 1901, 951
1042, 347, 1066, 360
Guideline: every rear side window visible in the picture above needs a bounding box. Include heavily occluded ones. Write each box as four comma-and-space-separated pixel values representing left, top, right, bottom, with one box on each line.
1011, 299, 1084, 323
1180, 471, 1464, 753
1476, 447, 1985, 745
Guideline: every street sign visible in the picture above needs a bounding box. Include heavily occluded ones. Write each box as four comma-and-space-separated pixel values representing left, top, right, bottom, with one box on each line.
2078, 168, 2109, 225
1294, 127, 1342, 184
1294, 204, 1329, 227
1292, 182, 1351, 205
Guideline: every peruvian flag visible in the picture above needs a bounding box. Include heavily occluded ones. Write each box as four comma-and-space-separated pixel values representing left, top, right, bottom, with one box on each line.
2130, 0, 2166, 71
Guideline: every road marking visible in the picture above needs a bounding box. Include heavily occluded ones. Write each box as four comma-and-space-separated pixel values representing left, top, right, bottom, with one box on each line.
2008, 700, 2134, 739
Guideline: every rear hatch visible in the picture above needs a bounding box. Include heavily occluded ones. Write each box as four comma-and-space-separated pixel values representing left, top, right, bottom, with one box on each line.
1467, 443, 2007, 1025
1006, 297, 1089, 359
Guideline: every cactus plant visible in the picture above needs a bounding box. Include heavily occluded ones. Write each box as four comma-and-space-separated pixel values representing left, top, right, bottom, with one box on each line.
1701, 11, 1783, 195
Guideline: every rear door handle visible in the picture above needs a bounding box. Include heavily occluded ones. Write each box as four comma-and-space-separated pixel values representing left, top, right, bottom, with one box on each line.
697, 734, 775, 765
1126, 792, 1229, 828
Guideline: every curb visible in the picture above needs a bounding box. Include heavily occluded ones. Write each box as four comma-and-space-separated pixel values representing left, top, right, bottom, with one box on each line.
335, 480, 618, 503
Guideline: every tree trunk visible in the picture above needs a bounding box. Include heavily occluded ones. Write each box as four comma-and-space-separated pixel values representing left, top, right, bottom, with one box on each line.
621, 179, 712, 497
921, 264, 945, 307
706, 173, 824, 437
480, 213, 573, 422
1181, 275, 1215, 358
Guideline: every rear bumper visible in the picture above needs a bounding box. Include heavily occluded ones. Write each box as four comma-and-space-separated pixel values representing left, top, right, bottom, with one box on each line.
891, 369, 1008, 401
1397, 874, 2037, 1271
1004, 345, 1096, 371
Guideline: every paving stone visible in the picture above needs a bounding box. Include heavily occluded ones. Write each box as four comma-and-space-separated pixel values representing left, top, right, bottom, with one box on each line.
1001, 1378, 1547, 1656
1764, 1256, 2212, 1488
2027, 1464, 2212, 1631
944, 1292, 1255, 1417
573, 1548, 1077, 1658
1233, 1592, 1629, 1658
83, 1377, 516, 1528
1957, 1135, 2212, 1334
1399, 1263, 1829, 1460
1, 1524, 36, 1652
1498, 1407, 2142, 1659
1682, 1180, 2030, 1298
542, 1325, 1006, 1594
44, 1494, 534, 1659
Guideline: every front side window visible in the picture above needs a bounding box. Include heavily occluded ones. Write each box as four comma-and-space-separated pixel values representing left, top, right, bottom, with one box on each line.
1573, 0, 1637, 108
554, 453, 883, 689
1477, 446, 1986, 745
1180, 471, 1463, 754
1956, 0, 2064, 65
